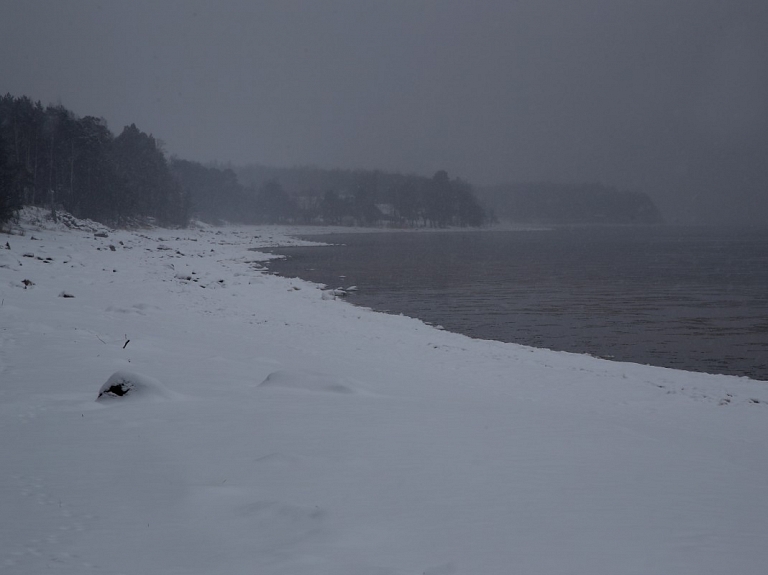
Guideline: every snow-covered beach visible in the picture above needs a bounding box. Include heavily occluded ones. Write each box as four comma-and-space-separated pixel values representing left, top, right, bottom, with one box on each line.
2, 211, 767, 575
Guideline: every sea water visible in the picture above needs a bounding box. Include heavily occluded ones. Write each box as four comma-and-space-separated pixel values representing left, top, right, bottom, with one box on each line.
267, 226, 768, 381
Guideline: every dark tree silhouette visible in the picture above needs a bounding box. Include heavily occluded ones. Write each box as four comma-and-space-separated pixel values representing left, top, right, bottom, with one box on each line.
0, 131, 28, 225
171, 159, 250, 224
254, 180, 297, 223
0, 95, 189, 227
2, 93, 488, 229
110, 124, 188, 226
320, 189, 346, 225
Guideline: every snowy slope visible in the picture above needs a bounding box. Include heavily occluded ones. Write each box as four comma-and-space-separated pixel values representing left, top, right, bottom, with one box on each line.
1, 210, 767, 575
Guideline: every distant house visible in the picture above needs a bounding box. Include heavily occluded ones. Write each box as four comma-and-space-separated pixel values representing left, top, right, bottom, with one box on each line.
375, 203, 395, 217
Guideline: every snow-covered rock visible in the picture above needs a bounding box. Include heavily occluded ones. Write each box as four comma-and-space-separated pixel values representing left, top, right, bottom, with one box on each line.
96, 370, 173, 401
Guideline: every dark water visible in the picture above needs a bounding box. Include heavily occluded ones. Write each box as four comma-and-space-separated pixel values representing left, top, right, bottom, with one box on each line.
267, 227, 768, 381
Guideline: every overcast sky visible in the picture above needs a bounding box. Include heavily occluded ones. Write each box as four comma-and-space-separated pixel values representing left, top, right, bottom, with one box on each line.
2, 0, 767, 223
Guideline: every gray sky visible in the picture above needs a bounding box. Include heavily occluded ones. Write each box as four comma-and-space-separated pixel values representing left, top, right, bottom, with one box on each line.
2, 0, 767, 224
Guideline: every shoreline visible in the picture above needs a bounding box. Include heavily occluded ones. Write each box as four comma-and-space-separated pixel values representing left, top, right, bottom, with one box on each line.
2, 211, 768, 574
266, 225, 768, 382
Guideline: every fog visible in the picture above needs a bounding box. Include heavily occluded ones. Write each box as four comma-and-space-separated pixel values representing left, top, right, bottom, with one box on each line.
2, 0, 767, 224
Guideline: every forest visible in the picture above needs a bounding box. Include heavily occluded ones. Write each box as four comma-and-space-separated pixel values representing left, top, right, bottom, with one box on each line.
2, 93, 664, 230
176, 162, 486, 227
0, 95, 188, 227
0, 94, 487, 229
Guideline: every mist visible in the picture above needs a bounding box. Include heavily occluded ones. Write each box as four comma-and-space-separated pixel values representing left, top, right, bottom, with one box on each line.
2, 0, 767, 224
4, 4, 768, 571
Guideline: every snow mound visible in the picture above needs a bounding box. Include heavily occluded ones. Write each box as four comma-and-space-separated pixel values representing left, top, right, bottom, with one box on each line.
19, 206, 112, 235
96, 370, 173, 401
0, 250, 22, 271
321, 288, 350, 300
258, 369, 357, 394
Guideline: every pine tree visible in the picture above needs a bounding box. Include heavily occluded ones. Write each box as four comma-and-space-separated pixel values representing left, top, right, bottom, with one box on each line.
0, 131, 28, 225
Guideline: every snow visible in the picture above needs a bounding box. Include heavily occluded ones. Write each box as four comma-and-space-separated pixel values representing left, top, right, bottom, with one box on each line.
1, 209, 767, 574
258, 369, 362, 394
96, 370, 177, 401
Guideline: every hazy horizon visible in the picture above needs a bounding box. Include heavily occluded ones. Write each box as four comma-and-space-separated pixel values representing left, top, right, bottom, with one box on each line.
2, 1, 767, 224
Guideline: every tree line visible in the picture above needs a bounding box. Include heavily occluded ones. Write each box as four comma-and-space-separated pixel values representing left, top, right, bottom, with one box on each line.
1, 93, 487, 228
0, 94, 188, 227
175, 161, 487, 227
